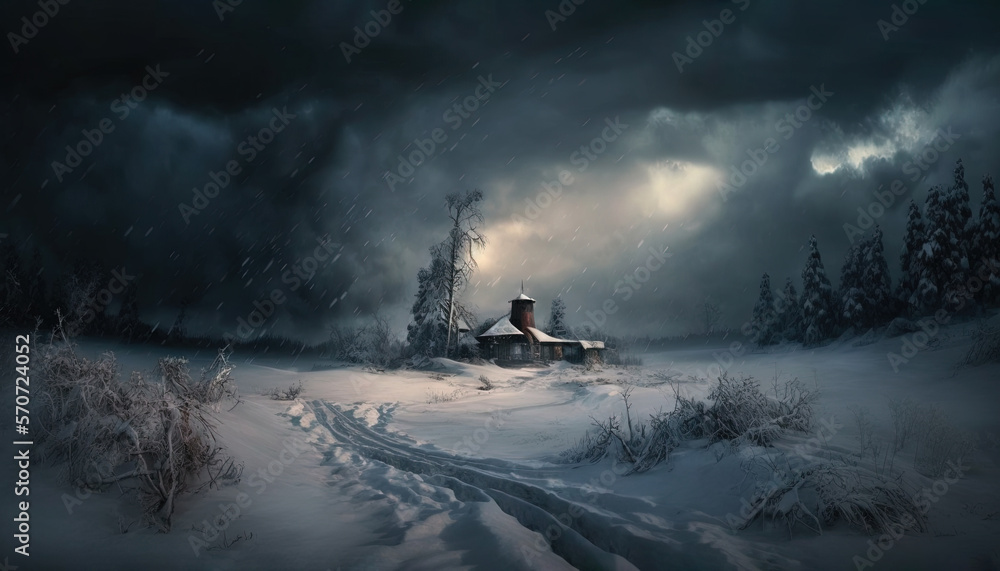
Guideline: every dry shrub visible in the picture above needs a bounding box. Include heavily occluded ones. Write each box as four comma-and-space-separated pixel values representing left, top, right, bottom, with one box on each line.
960, 322, 1000, 366
36, 324, 241, 531
740, 461, 927, 537
265, 381, 303, 401
562, 373, 817, 474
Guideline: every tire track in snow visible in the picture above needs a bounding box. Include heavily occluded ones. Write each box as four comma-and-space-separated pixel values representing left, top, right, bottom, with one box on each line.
303, 399, 747, 571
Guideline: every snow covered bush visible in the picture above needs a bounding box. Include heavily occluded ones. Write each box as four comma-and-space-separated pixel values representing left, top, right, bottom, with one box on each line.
888, 397, 918, 452
426, 388, 464, 403
736, 395, 973, 538
326, 313, 401, 368
909, 404, 976, 478
884, 317, 920, 338
477, 374, 494, 391
707, 374, 816, 446
885, 396, 976, 477
266, 381, 304, 400
563, 375, 816, 473
739, 461, 927, 537
36, 328, 240, 531
960, 322, 1000, 366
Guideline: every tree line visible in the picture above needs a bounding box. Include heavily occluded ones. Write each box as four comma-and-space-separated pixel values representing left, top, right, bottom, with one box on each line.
750, 159, 1000, 346
0, 251, 145, 340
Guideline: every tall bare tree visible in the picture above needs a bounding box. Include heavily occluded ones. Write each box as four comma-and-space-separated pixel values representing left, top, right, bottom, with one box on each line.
442, 189, 487, 358
701, 297, 722, 334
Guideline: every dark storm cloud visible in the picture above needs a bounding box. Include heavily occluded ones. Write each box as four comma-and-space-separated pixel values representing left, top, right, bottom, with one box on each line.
2, 0, 1000, 340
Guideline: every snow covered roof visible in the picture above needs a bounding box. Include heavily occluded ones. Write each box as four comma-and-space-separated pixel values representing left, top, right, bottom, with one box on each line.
525, 326, 569, 344
476, 317, 526, 338
510, 293, 535, 302
577, 340, 605, 350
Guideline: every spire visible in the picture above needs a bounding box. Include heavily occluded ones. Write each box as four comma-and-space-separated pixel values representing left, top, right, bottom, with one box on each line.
509, 280, 535, 302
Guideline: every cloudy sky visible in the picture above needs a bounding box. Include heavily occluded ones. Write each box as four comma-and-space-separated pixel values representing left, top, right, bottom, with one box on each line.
2, 0, 1000, 341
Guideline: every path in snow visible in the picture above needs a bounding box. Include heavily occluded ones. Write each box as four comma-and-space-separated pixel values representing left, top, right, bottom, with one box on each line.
291, 399, 794, 571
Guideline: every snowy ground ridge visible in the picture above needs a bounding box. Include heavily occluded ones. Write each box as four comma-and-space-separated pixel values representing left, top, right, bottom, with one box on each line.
293, 398, 774, 571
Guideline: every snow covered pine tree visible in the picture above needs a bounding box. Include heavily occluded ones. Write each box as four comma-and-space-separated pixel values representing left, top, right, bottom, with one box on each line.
861, 225, 893, 327
897, 200, 926, 315
839, 238, 867, 332
972, 174, 1000, 305
801, 235, 836, 345
751, 272, 778, 346
779, 277, 804, 342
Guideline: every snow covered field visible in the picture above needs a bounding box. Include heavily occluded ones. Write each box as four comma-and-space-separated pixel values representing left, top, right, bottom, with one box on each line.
19, 318, 1000, 571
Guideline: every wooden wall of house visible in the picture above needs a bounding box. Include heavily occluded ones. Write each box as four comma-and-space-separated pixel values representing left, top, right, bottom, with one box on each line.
481, 339, 531, 361
562, 344, 582, 362
539, 344, 563, 361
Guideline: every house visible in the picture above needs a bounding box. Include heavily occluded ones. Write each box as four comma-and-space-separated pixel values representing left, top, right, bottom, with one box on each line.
475, 287, 605, 365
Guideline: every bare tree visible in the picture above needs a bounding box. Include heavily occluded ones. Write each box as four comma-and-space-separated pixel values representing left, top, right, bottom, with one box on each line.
702, 297, 722, 334
442, 190, 487, 358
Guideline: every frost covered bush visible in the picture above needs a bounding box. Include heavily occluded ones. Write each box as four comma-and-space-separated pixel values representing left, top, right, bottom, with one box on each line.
960, 322, 1000, 366
706, 374, 815, 446
584, 354, 602, 371
737, 395, 974, 538
326, 314, 402, 368
426, 389, 464, 403
910, 404, 976, 478
887, 397, 975, 477
739, 461, 927, 537
266, 381, 303, 401
477, 375, 493, 391
563, 389, 703, 472
563, 375, 816, 473
36, 328, 240, 531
